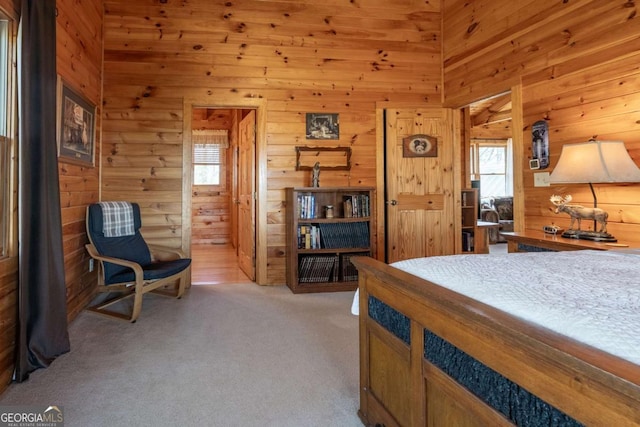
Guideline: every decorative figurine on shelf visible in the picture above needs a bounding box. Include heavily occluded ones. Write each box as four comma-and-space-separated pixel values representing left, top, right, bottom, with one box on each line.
312, 161, 320, 187
549, 194, 616, 242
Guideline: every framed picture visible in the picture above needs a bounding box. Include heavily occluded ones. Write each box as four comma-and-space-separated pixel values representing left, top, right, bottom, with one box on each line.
57, 77, 96, 167
403, 134, 437, 157
306, 113, 339, 140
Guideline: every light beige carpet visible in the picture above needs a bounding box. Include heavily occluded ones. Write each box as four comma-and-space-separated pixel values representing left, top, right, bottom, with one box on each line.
0, 284, 362, 427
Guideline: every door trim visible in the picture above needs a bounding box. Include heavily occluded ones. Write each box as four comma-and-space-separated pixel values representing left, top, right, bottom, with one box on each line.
183, 98, 268, 285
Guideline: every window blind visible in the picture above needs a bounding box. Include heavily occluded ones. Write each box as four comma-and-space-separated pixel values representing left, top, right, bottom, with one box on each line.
193, 143, 221, 164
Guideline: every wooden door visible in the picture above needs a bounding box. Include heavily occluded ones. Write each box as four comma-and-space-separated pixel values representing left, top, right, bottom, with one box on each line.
238, 110, 256, 280
385, 108, 455, 263
231, 111, 240, 253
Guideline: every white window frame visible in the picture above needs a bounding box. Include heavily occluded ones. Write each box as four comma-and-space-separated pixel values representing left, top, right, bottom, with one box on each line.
0, 12, 16, 259
193, 142, 226, 188
470, 139, 512, 198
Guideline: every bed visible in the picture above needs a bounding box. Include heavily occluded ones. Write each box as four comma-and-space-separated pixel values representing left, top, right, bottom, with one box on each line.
351, 250, 640, 426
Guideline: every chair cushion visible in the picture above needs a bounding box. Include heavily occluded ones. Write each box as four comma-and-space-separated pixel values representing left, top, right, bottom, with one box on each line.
480, 208, 500, 244
108, 258, 192, 285
493, 197, 513, 221
88, 203, 152, 284
88, 203, 192, 285
480, 208, 499, 223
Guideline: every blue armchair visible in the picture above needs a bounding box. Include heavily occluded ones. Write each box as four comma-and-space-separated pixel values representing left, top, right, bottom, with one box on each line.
85, 202, 191, 322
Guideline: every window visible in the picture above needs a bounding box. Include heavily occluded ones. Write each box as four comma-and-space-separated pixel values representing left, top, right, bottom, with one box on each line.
0, 15, 15, 258
193, 143, 224, 186
470, 139, 512, 198
192, 129, 228, 187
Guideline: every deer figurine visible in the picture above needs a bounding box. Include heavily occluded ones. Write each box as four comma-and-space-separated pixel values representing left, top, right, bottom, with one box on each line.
549, 194, 608, 233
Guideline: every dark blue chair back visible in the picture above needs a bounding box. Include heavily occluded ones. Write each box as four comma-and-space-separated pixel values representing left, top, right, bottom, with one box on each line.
87, 203, 152, 285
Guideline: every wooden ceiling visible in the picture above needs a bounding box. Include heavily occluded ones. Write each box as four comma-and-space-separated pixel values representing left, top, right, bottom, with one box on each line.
469, 92, 512, 139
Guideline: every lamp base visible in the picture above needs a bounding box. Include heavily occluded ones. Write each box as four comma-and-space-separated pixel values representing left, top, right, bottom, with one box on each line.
561, 229, 617, 242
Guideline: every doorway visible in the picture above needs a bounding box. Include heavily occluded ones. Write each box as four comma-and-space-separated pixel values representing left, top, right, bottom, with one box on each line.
188, 107, 257, 284
466, 92, 513, 201
191, 244, 253, 285
466, 92, 514, 247
374, 97, 515, 262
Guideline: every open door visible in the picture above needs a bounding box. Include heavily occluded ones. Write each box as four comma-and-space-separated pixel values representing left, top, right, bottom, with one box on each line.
237, 110, 256, 280
385, 108, 456, 263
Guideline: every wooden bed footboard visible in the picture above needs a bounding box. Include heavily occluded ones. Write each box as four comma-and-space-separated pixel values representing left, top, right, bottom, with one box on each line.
351, 256, 640, 427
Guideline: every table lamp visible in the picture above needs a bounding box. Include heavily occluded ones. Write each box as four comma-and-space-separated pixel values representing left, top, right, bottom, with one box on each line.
549, 139, 640, 242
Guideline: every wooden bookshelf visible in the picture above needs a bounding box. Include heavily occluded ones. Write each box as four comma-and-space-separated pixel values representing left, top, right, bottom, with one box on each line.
285, 187, 375, 293
461, 188, 479, 254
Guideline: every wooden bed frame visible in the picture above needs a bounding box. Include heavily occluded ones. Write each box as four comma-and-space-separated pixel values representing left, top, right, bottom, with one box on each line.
351, 256, 640, 426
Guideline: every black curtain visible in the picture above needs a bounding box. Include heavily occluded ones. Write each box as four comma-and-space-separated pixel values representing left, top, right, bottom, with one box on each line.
15, 0, 70, 382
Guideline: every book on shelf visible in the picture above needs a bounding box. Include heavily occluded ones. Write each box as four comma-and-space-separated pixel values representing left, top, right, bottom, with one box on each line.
317, 221, 369, 249
341, 253, 358, 281
298, 225, 321, 249
462, 231, 474, 252
340, 252, 371, 282
342, 194, 370, 218
298, 254, 339, 283
343, 199, 352, 218
297, 194, 316, 219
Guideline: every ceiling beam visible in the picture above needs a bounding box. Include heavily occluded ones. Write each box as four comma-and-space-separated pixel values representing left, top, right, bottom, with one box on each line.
472, 108, 512, 127
471, 93, 512, 126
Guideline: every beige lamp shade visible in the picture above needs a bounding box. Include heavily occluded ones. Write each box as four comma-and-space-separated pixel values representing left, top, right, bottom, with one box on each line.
549, 140, 640, 183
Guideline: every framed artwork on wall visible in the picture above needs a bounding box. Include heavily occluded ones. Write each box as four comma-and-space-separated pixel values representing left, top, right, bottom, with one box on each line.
403, 134, 437, 158
306, 113, 339, 140
57, 77, 96, 167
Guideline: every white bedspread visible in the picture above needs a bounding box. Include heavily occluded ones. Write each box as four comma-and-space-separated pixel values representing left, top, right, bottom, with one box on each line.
357, 250, 640, 365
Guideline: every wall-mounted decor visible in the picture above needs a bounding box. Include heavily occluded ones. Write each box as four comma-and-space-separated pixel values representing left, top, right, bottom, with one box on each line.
57, 77, 96, 167
306, 113, 339, 140
295, 146, 351, 171
532, 120, 549, 169
403, 134, 437, 158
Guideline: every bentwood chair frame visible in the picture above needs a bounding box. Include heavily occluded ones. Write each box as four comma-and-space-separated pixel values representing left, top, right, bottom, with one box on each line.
85, 202, 191, 322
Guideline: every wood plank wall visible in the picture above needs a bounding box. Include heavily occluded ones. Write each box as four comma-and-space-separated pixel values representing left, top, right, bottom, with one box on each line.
191, 108, 232, 245
57, 0, 103, 322
522, 55, 640, 241
102, 0, 442, 284
0, 0, 103, 395
443, 0, 640, 245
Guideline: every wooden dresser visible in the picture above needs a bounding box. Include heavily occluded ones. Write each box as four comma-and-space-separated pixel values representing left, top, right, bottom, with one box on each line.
501, 230, 638, 253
